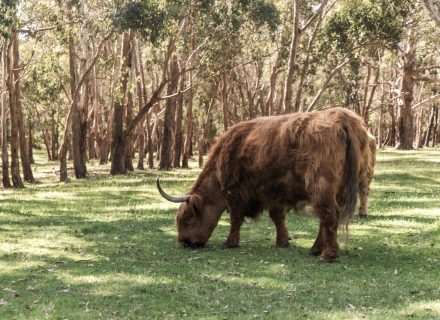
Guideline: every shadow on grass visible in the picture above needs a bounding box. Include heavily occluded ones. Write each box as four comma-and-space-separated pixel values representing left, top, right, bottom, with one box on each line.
1, 207, 439, 318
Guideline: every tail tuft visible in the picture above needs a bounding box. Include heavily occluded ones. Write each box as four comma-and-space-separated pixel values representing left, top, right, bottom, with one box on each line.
342, 127, 359, 226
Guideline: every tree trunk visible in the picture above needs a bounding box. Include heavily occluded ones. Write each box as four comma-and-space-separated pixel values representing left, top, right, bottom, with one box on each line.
101, 41, 119, 165
137, 122, 146, 170
71, 33, 89, 178
198, 98, 214, 167
110, 31, 133, 175
59, 32, 78, 181
396, 34, 416, 149
43, 131, 52, 161
182, 84, 193, 168
378, 84, 385, 148
388, 103, 397, 147
135, 39, 153, 169
6, 34, 24, 188
1, 43, 12, 188
221, 72, 229, 130
146, 113, 154, 169
293, 16, 322, 113
28, 118, 34, 164
134, 40, 145, 170
12, 31, 34, 182
159, 56, 179, 170
363, 66, 380, 126
282, 0, 300, 114
51, 110, 58, 160
172, 70, 184, 168
432, 105, 439, 147
124, 88, 134, 171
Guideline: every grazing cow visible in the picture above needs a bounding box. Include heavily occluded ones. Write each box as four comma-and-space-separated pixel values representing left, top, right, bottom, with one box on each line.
157, 107, 371, 262
358, 133, 376, 218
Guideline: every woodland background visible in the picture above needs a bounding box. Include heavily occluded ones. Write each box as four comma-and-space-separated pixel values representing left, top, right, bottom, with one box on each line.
1, 0, 440, 188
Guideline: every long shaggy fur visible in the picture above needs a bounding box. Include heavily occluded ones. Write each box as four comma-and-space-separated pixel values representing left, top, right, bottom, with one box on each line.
173, 107, 371, 261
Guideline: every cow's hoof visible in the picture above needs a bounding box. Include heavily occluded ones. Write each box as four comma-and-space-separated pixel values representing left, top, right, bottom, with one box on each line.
319, 249, 339, 262
223, 240, 240, 248
309, 247, 322, 256
276, 240, 290, 248
319, 256, 339, 263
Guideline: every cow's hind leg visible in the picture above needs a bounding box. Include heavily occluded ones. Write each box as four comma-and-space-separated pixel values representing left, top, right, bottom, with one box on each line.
269, 207, 290, 247
311, 184, 340, 262
224, 213, 244, 248
358, 180, 369, 218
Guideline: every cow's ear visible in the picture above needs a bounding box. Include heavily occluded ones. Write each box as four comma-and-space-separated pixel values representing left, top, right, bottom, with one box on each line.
188, 194, 203, 217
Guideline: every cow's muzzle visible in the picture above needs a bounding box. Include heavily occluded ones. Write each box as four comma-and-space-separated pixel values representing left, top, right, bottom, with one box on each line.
179, 238, 205, 249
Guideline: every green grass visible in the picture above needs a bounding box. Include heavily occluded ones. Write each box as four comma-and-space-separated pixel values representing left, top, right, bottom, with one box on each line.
1, 149, 439, 319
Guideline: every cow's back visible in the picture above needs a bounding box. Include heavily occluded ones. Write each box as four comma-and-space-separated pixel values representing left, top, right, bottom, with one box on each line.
210, 108, 369, 215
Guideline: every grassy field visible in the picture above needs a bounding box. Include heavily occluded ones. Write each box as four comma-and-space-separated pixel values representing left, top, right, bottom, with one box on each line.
0, 149, 439, 319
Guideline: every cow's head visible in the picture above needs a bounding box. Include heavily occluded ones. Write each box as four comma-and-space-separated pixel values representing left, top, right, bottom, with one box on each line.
156, 178, 223, 248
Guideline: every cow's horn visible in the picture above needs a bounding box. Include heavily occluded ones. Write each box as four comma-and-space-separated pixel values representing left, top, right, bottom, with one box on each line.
156, 178, 190, 203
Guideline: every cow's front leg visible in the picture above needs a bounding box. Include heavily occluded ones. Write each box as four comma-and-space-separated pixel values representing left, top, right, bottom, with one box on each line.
310, 223, 323, 256
269, 208, 290, 247
224, 213, 244, 248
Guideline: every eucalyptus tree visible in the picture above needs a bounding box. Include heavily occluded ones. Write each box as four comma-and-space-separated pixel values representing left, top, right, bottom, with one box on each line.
0, 0, 33, 187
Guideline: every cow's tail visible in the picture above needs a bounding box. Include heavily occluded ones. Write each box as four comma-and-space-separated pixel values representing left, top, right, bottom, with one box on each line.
341, 126, 359, 247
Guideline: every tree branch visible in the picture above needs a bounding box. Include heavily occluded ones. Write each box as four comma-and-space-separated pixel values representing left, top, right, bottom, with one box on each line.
306, 59, 349, 112
412, 94, 440, 109
413, 76, 440, 83
414, 65, 440, 73
302, 0, 329, 31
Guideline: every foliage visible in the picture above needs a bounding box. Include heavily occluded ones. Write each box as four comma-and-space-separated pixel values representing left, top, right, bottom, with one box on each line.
0, 0, 16, 37
111, 0, 167, 44
322, 0, 413, 55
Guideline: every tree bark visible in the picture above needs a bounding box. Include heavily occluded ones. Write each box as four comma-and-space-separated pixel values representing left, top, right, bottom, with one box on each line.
28, 118, 34, 164
1, 42, 12, 188
199, 98, 214, 167
159, 56, 179, 170
12, 31, 34, 182
124, 86, 134, 172
5, 35, 24, 188
134, 39, 145, 170
432, 105, 439, 147
397, 33, 416, 149
182, 81, 193, 168
51, 110, 58, 160
363, 65, 380, 126
110, 31, 133, 175
388, 103, 397, 147
221, 72, 229, 130
293, 16, 322, 113
172, 69, 184, 168
282, 0, 300, 114
146, 113, 154, 169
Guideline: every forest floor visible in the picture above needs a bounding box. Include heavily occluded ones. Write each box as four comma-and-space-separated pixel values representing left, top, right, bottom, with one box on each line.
0, 149, 439, 319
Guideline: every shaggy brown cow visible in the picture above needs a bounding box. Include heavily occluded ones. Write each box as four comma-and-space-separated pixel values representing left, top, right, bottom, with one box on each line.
157, 107, 371, 262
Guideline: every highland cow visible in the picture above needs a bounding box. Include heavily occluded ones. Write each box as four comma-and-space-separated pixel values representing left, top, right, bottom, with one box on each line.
157, 107, 371, 262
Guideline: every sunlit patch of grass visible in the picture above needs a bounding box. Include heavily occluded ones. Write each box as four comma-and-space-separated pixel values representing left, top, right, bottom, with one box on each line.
0, 149, 439, 319
400, 300, 440, 318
